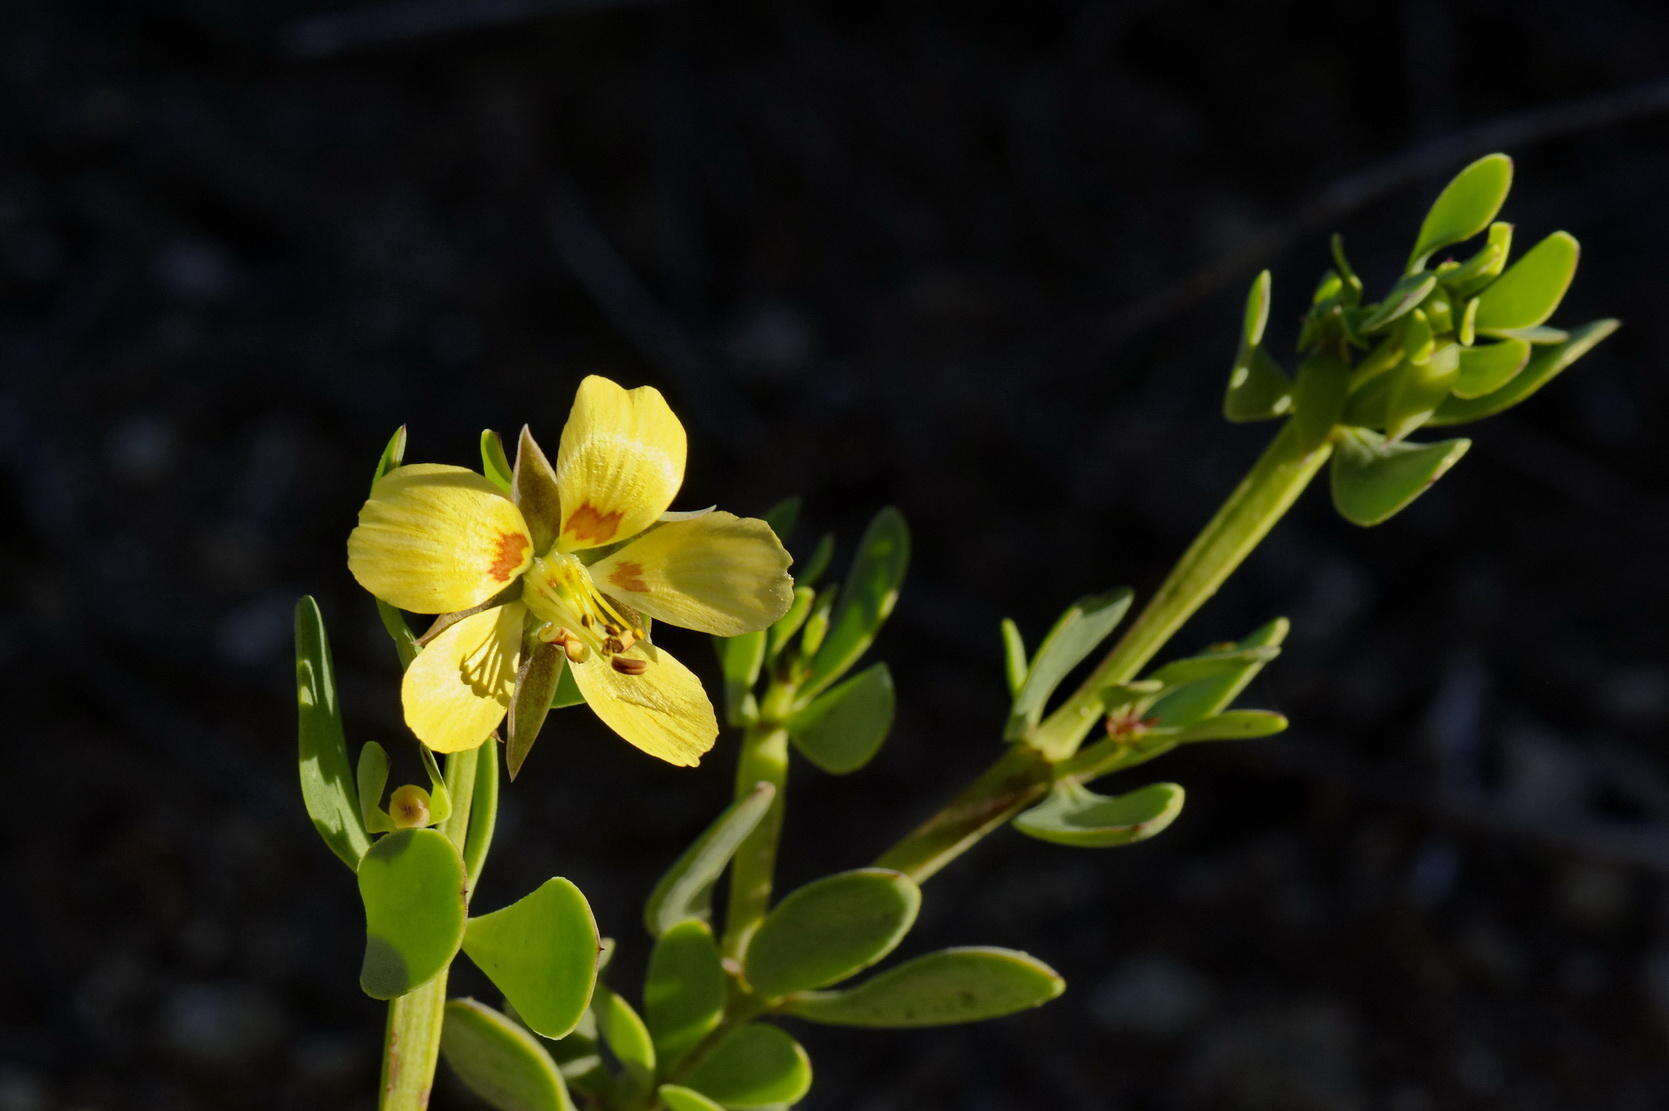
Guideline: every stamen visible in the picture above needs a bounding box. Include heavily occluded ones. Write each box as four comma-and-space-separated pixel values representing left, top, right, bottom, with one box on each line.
565, 640, 590, 664
611, 656, 648, 676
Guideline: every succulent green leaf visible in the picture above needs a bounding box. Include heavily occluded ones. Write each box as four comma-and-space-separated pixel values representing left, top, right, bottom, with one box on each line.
1408, 153, 1513, 270
644, 783, 776, 936
1290, 351, 1351, 449
1430, 319, 1618, 426
766, 585, 815, 659
762, 496, 801, 541
1330, 427, 1471, 527
999, 618, 1027, 696
295, 597, 371, 871
1361, 272, 1437, 333
716, 630, 766, 726
463, 740, 499, 894
1241, 269, 1272, 348
657, 1085, 726, 1111
1383, 339, 1460, 440
539, 1006, 605, 1094
1453, 338, 1531, 399
783, 947, 1065, 1028
786, 663, 895, 775
513, 427, 563, 555
799, 532, 836, 587
1225, 345, 1294, 423
594, 987, 655, 1100
683, 1024, 812, 1109
1013, 781, 1184, 848
1328, 236, 1363, 302
744, 869, 920, 998
1443, 220, 1513, 299
1472, 231, 1579, 334
481, 429, 514, 493
1148, 645, 1279, 689
1009, 589, 1133, 746
357, 828, 466, 999
508, 641, 563, 780
1147, 618, 1288, 728
1503, 324, 1571, 345
644, 920, 727, 1064
463, 879, 600, 1038
441, 998, 573, 1111
356, 741, 393, 834
1174, 709, 1289, 743
801, 508, 910, 699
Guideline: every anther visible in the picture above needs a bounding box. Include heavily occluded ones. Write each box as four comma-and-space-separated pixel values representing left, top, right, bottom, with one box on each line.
603, 636, 624, 654
539, 625, 572, 645
611, 656, 648, 676
565, 640, 590, 664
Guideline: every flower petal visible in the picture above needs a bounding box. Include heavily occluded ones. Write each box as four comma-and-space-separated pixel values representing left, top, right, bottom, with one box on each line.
403, 603, 524, 753
349, 464, 533, 614
589, 512, 794, 637
555, 376, 687, 550
569, 644, 717, 766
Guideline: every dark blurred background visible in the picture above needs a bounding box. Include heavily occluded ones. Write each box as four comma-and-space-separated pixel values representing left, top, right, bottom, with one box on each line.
5, 1, 1669, 1108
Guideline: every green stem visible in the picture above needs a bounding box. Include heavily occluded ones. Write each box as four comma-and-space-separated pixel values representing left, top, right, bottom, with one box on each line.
378, 746, 482, 1111
875, 420, 1333, 882
721, 679, 799, 960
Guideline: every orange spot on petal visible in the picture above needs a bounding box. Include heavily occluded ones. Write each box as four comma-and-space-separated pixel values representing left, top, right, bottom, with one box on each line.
564, 503, 624, 544
609, 560, 648, 593
487, 532, 530, 582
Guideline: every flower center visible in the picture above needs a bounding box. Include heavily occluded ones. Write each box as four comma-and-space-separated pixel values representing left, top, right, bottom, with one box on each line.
521, 552, 648, 674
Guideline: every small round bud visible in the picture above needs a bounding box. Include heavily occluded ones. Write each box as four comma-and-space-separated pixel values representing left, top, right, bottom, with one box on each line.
389, 784, 432, 829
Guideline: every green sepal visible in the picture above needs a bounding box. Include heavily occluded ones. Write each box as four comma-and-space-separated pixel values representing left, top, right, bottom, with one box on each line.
550, 658, 585, 709
682, 1024, 812, 1109
1407, 153, 1513, 271
782, 947, 1065, 1028
744, 868, 920, 998
716, 631, 766, 726
1146, 618, 1288, 728
658, 1085, 725, 1111
509, 640, 563, 780
1453, 338, 1531, 398
1360, 272, 1437, 334
593, 987, 655, 1102
1174, 709, 1289, 743
1013, 780, 1184, 848
644, 783, 776, 936
1008, 589, 1133, 749
513, 427, 564, 555
463, 879, 600, 1039
357, 828, 467, 999
786, 662, 894, 775
800, 507, 910, 699
999, 618, 1028, 696
480, 429, 514, 493
357, 741, 394, 834
766, 585, 815, 659
644, 920, 727, 1065
1473, 231, 1579, 334
295, 596, 371, 871
440, 998, 573, 1111
1429, 319, 1619, 426
1329, 427, 1470, 527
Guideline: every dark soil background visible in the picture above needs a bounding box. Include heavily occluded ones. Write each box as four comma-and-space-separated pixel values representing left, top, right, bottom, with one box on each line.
5, 2, 1669, 1108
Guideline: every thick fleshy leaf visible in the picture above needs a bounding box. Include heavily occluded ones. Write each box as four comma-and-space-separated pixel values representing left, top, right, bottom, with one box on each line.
356, 740, 393, 834
462, 741, 499, 894
645, 783, 776, 936
1290, 351, 1351, 449
463, 878, 600, 1039
481, 430, 515, 493
1175, 709, 1289, 742
765, 585, 815, 659
644, 920, 727, 1063
349, 464, 534, 614
1147, 619, 1288, 728
507, 640, 563, 780
441, 998, 572, 1111
1453, 338, 1531, 398
683, 1024, 811, 1109
1383, 340, 1460, 441
1000, 619, 1027, 695
1442, 220, 1513, 298
1407, 153, 1513, 270
357, 828, 466, 999
1360, 272, 1437, 333
1013, 781, 1184, 848
1241, 268, 1272, 348
1225, 345, 1294, 423
744, 869, 920, 998
786, 663, 894, 775
589, 512, 794, 637
801, 508, 910, 699
1008, 589, 1132, 747
658, 1085, 725, 1111
1330, 428, 1470, 527
567, 641, 717, 767
513, 426, 564, 555
403, 603, 524, 753
1430, 319, 1619, 426
295, 597, 371, 870
594, 988, 655, 1099
554, 376, 686, 550
783, 947, 1064, 1028
1473, 231, 1579, 333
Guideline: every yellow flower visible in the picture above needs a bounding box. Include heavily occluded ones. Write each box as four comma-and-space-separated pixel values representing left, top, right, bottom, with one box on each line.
347, 376, 794, 765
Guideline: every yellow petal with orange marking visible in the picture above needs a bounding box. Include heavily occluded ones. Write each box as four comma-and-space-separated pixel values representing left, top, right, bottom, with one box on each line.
554, 376, 687, 551
589, 512, 794, 637
402, 603, 525, 753
349, 464, 533, 614
568, 643, 716, 766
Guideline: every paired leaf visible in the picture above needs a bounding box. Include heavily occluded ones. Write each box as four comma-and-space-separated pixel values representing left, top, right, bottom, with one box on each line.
1147, 618, 1288, 728
783, 947, 1064, 1028
1330, 427, 1471, 527
786, 663, 895, 775
643, 921, 727, 1064
683, 1024, 812, 1109
765, 586, 815, 659
1008, 589, 1133, 745
440, 998, 572, 1111
1430, 319, 1619, 425
801, 508, 910, 699
1442, 220, 1513, 299
357, 828, 466, 999
744, 869, 920, 998
463, 879, 600, 1038
295, 597, 370, 871
1473, 231, 1579, 334
1453, 338, 1531, 398
1013, 781, 1184, 848
644, 783, 776, 936
1407, 153, 1513, 271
